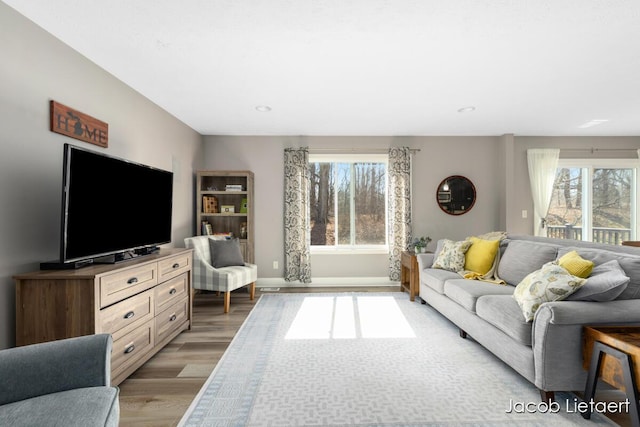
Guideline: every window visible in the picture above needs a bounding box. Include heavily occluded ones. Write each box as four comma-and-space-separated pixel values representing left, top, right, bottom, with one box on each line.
545, 159, 637, 244
309, 154, 387, 250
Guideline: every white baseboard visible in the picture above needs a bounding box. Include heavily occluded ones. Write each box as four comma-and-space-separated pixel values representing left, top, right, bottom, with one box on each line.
256, 277, 399, 288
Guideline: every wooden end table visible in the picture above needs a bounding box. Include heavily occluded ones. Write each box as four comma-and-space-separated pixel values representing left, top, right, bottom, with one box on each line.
400, 251, 419, 301
582, 326, 640, 425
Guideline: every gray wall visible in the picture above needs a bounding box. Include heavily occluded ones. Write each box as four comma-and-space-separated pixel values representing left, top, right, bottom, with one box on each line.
0, 3, 203, 349
203, 136, 504, 280
204, 135, 640, 282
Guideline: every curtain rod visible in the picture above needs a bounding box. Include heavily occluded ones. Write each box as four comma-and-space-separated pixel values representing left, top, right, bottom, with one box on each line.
308, 148, 420, 154
561, 148, 638, 153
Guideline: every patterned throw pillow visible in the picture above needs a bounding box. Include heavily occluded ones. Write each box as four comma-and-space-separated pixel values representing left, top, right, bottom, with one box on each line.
432, 239, 472, 272
513, 262, 587, 322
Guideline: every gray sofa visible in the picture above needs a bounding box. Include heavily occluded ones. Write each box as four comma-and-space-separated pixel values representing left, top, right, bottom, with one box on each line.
417, 233, 640, 401
0, 334, 119, 426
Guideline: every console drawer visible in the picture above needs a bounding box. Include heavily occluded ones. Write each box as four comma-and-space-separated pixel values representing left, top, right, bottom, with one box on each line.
100, 288, 154, 335
158, 253, 192, 283
111, 318, 154, 380
99, 263, 158, 308
155, 297, 188, 345
155, 273, 189, 313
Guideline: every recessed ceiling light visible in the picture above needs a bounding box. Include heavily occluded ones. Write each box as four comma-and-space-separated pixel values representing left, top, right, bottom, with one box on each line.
578, 119, 609, 128
255, 105, 272, 112
457, 106, 476, 113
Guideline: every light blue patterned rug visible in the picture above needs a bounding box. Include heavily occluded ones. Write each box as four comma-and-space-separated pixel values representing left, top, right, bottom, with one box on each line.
178, 292, 617, 426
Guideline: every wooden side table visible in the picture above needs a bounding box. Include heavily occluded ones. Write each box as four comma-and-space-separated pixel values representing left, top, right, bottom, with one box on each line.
400, 251, 419, 301
582, 326, 640, 425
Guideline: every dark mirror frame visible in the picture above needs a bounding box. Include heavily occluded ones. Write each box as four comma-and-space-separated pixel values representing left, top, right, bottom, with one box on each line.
436, 175, 476, 216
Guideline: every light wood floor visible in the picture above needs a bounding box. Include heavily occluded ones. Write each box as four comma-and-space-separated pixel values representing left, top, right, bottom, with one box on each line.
118, 286, 631, 427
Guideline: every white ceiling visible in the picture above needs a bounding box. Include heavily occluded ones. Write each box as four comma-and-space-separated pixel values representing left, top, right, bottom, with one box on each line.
5, 0, 640, 136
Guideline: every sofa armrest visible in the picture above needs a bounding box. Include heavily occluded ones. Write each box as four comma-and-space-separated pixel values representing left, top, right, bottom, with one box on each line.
416, 253, 434, 270
536, 299, 640, 326
0, 334, 112, 405
531, 299, 640, 392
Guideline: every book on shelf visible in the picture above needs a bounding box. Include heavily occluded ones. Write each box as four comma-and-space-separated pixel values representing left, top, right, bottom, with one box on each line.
201, 221, 213, 235
212, 232, 233, 240
225, 184, 243, 191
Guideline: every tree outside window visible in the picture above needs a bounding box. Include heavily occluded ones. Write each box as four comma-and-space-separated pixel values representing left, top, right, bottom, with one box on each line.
546, 160, 636, 244
309, 155, 387, 249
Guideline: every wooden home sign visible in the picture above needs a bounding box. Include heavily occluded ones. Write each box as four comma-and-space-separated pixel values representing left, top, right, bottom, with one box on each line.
50, 100, 109, 148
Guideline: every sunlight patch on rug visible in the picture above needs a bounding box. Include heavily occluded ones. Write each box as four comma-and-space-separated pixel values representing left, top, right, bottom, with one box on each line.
285, 295, 415, 340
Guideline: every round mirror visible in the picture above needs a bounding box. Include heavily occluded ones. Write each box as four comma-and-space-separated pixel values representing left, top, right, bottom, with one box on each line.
436, 175, 476, 215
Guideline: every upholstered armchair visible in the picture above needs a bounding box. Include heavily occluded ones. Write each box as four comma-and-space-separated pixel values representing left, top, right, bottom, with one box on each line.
184, 236, 257, 313
0, 334, 119, 426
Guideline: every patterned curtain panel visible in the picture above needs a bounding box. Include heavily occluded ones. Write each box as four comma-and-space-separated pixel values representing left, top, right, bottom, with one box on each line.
283, 147, 312, 283
388, 147, 412, 281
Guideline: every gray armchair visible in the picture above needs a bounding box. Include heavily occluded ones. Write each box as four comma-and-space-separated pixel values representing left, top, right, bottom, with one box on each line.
0, 334, 119, 426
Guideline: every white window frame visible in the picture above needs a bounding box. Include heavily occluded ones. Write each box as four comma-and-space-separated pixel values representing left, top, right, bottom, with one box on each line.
554, 158, 638, 241
309, 153, 389, 254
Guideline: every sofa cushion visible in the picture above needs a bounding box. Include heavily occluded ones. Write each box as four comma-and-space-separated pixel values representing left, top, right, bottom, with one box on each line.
464, 237, 500, 276
420, 268, 461, 294
432, 239, 472, 272
476, 295, 533, 346
513, 262, 586, 322
444, 279, 514, 313
498, 240, 559, 286
566, 259, 630, 302
557, 247, 640, 300
557, 250, 594, 278
0, 386, 119, 427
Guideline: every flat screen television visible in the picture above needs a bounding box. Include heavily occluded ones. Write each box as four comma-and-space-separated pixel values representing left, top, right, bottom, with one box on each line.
42, 144, 173, 269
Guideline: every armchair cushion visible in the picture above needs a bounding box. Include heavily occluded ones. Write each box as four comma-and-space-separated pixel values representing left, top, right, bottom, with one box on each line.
0, 334, 119, 427
0, 387, 119, 427
209, 238, 245, 268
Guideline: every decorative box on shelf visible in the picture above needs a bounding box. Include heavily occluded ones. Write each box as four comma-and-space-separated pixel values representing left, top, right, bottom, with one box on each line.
220, 205, 235, 213
202, 195, 218, 213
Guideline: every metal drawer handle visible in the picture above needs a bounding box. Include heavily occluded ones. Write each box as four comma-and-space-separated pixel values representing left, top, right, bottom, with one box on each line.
124, 344, 135, 354
169, 288, 177, 295
169, 314, 177, 322
124, 311, 135, 319
172, 263, 180, 269
127, 277, 138, 284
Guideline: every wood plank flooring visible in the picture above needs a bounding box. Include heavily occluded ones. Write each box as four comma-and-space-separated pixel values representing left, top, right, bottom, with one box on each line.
118, 286, 631, 427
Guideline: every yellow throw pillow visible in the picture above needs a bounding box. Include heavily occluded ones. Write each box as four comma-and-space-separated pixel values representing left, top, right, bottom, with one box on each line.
464, 236, 500, 275
558, 250, 594, 278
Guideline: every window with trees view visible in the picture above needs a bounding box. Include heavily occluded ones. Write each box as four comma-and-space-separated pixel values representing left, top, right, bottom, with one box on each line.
309, 154, 387, 249
545, 159, 637, 244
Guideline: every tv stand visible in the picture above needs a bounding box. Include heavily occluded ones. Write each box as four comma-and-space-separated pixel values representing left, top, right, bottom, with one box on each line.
15, 248, 193, 386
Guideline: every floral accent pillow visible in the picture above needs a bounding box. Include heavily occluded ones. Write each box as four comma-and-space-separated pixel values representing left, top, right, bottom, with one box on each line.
432, 239, 472, 272
513, 262, 587, 322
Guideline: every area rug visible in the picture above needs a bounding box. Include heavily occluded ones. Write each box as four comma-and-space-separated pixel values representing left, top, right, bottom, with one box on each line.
179, 292, 616, 426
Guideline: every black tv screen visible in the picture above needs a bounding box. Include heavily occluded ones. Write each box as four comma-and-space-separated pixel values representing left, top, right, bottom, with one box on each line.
60, 144, 173, 264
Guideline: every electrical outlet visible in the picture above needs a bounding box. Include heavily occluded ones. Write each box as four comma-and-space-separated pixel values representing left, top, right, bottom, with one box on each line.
273, 261, 279, 269
522, 210, 528, 219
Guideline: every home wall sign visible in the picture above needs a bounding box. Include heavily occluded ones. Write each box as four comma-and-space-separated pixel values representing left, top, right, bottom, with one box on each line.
50, 100, 109, 148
